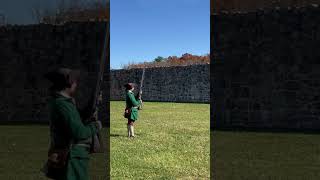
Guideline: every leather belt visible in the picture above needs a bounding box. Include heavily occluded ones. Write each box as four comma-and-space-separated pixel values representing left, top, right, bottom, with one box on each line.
73, 143, 90, 148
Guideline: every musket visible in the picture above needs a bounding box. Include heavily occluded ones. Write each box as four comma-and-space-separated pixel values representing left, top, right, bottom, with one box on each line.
90, 21, 109, 153
137, 68, 145, 110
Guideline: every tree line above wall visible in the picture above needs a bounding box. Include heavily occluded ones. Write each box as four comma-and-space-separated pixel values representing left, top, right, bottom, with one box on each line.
122, 53, 210, 69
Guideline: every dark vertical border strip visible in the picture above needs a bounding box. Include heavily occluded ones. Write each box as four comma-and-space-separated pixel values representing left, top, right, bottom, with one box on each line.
211, 0, 227, 178
103, 2, 110, 179
210, 0, 214, 179
106, 20, 110, 180
105, 7, 110, 179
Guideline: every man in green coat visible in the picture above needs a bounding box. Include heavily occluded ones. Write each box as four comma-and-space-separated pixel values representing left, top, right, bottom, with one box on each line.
124, 83, 142, 138
43, 68, 102, 180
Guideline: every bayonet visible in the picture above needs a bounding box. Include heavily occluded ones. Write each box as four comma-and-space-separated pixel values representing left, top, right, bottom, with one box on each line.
139, 68, 145, 96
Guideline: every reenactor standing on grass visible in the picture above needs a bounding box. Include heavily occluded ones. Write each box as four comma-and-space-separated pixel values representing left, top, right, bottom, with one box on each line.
42, 68, 102, 180
124, 83, 142, 138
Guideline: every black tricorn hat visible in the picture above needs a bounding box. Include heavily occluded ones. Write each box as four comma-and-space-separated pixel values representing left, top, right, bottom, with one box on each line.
124, 83, 135, 90
44, 68, 80, 90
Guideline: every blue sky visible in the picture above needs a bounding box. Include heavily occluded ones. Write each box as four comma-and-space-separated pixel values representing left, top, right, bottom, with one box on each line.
0, 0, 108, 24
110, 0, 210, 69
0, 0, 55, 24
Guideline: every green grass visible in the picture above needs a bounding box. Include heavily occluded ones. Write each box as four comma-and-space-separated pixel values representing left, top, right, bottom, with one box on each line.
213, 131, 320, 180
2, 102, 320, 180
0, 125, 108, 180
110, 101, 210, 179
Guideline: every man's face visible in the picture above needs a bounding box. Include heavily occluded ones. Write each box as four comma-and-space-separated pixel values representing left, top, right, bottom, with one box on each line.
69, 82, 77, 96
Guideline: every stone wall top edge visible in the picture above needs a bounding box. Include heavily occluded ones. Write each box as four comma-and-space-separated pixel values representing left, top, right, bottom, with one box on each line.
212, 3, 320, 16
110, 64, 210, 73
0, 21, 109, 29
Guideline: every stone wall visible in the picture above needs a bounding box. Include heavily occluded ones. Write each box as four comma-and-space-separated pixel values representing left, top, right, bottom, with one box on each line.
0, 22, 109, 125
110, 64, 210, 103
212, 0, 320, 14
212, 5, 320, 131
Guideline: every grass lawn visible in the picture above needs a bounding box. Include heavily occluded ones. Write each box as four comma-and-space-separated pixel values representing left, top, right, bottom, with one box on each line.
213, 131, 320, 180
0, 125, 108, 180
110, 101, 210, 179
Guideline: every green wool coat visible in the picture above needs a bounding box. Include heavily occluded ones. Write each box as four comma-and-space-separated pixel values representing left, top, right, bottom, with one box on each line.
48, 94, 98, 180
125, 91, 141, 121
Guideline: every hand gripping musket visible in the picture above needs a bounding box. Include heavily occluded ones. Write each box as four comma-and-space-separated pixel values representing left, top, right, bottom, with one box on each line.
90, 22, 109, 153
137, 68, 145, 110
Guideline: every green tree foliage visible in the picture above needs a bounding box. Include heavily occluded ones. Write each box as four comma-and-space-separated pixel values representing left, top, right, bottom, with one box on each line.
154, 56, 165, 62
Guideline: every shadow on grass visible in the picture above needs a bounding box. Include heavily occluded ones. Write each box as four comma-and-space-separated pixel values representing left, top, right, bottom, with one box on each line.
0, 121, 49, 126
110, 133, 144, 138
212, 127, 320, 135
110, 134, 123, 137
0, 121, 109, 127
